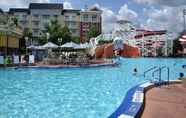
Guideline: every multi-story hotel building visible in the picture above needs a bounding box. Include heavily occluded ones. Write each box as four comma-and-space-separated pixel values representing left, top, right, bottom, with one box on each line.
62, 9, 81, 37
7, 3, 102, 43
29, 3, 64, 37
80, 7, 102, 43
9, 8, 30, 31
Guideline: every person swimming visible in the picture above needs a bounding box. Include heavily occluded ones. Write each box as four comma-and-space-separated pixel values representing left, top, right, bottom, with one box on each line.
133, 68, 138, 75
134, 68, 137, 73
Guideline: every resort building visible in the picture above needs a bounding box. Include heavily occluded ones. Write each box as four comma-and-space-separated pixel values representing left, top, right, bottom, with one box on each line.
94, 20, 173, 57
179, 32, 186, 55
113, 20, 173, 57
9, 8, 31, 32
29, 3, 64, 37
80, 7, 102, 43
62, 9, 81, 37
0, 10, 23, 55
132, 30, 173, 57
7, 3, 102, 43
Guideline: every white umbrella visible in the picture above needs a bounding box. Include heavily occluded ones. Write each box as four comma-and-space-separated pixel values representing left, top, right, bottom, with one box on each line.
75, 43, 91, 49
61, 42, 79, 48
27, 45, 37, 49
42, 42, 58, 49
27, 45, 45, 50
35, 46, 45, 50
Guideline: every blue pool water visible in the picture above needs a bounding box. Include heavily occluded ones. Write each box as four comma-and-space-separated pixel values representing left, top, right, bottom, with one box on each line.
0, 58, 185, 118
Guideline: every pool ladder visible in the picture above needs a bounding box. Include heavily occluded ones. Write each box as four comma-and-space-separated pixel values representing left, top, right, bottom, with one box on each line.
143, 66, 158, 77
144, 66, 170, 86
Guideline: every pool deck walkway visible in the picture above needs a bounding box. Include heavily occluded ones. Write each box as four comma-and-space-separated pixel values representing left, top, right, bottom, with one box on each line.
141, 83, 186, 118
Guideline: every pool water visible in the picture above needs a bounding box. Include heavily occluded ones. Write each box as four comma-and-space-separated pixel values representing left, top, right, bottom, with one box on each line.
0, 58, 185, 118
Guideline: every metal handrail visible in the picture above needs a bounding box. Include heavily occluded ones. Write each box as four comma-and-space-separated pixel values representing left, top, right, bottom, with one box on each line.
143, 66, 158, 77
161, 66, 170, 86
152, 66, 170, 86
152, 67, 161, 81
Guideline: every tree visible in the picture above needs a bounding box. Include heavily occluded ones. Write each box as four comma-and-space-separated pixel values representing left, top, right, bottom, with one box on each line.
43, 19, 63, 44
72, 36, 80, 44
19, 28, 33, 54
173, 33, 183, 57
61, 25, 72, 44
12, 17, 18, 27
87, 26, 100, 40
41, 19, 72, 45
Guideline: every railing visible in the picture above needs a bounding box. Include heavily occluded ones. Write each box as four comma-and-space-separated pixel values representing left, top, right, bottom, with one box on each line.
143, 66, 158, 77
152, 66, 170, 86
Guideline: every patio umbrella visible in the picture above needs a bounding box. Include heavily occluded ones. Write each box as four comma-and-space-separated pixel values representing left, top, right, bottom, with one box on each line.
27, 45, 37, 49
61, 42, 79, 48
35, 46, 45, 50
42, 42, 58, 49
75, 43, 91, 49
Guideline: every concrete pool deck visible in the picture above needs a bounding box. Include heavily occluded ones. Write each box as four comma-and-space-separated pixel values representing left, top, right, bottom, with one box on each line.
141, 83, 186, 118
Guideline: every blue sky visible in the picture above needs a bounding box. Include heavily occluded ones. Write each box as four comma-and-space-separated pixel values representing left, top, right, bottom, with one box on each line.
1, 0, 186, 33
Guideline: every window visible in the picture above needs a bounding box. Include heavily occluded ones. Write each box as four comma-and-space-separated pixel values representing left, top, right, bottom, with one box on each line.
33, 28, 39, 34
71, 29, 77, 34
20, 20, 27, 25
42, 15, 50, 19
32, 21, 39, 27
22, 15, 27, 19
92, 15, 97, 22
33, 14, 39, 18
65, 21, 77, 28
83, 14, 88, 21
54, 15, 58, 18
71, 22, 76, 27
71, 15, 76, 19
65, 16, 70, 20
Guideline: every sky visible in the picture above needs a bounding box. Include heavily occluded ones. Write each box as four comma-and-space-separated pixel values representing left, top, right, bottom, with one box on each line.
0, 0, 186, 33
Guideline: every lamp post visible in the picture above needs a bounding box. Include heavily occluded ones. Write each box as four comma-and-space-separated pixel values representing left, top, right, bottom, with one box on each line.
58, 38, 63, 54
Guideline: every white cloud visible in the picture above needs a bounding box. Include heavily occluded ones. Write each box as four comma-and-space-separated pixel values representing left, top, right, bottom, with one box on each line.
142, 6, 184, 32
92, 3, 138, 33
91, 4, 117, 33
64, 1, 73, 9
117, 4, 138, 21
135, 0, 186, 7
134, 0, 186, 32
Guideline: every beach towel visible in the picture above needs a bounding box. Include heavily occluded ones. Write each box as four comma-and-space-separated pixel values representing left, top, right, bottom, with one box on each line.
13, 55, 19, 64
29, 55, 35, 64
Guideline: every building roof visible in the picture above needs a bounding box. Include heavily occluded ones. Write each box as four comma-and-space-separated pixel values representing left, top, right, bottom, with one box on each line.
62, 9, 80, 13
88, 6, 101, 11
0, 8, 4, 14
9, 8, 30, 14
62, 9, 80, 15
29, 3, 63, 9
135, 30, 167, 39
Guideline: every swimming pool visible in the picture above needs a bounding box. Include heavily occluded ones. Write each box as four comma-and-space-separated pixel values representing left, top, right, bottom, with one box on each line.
0, 58, 185, 118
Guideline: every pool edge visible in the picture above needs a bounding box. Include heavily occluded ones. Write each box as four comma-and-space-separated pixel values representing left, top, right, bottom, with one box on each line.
108, 80, 182, 118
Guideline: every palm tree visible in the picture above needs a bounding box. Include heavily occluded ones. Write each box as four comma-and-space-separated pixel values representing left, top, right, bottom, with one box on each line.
41, 19, 72, 45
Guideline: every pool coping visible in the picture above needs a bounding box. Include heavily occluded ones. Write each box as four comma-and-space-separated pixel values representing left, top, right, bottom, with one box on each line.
108, 80, 181, 118
1, 62, 118, 69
